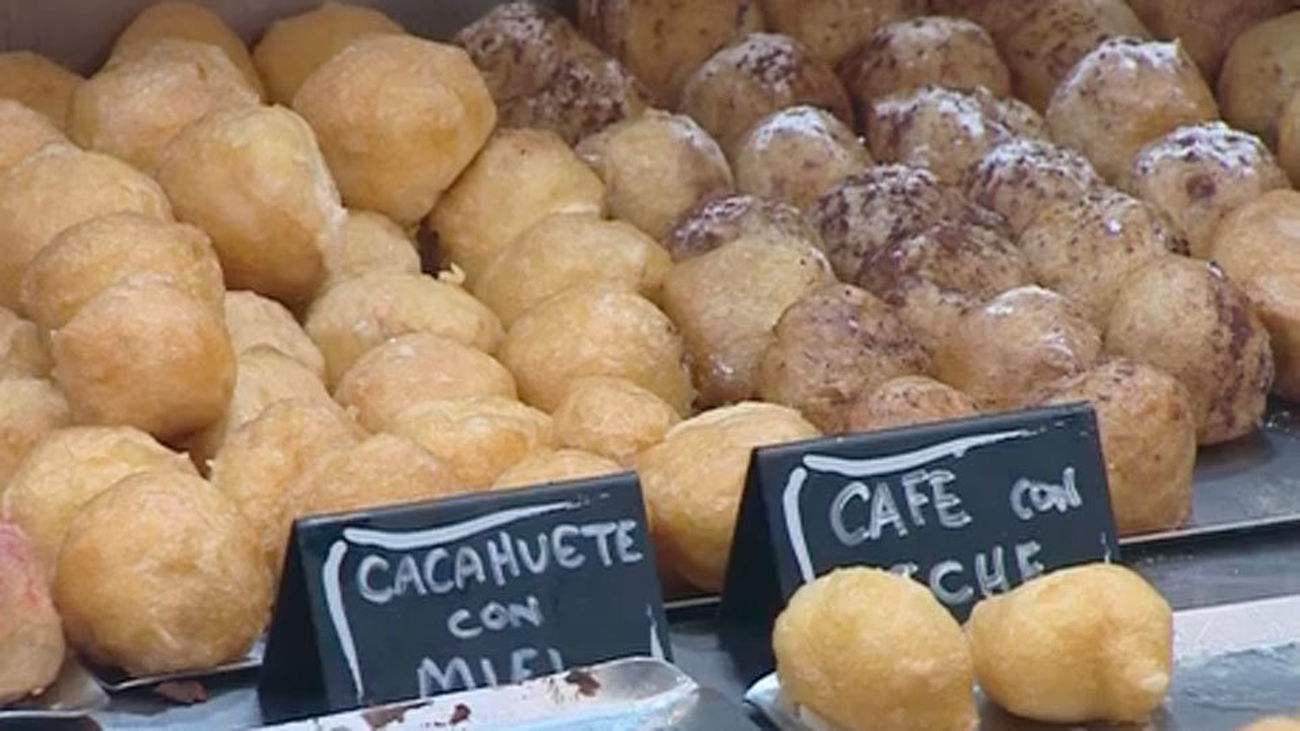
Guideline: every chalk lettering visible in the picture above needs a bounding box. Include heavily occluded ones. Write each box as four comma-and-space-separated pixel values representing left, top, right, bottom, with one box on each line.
448, 609, 480, 640
423, 548, 453, 593
1016, 540, 1044, 581
517, 534, 548, 574
930, 560, 974, 605
454, 545, 487, 589
1011, 467, 1082, 520
830, 481, 870, 546
480, 658, 498, 686
358, 555, 392, 605
487, 531, 520, 586
870, 481, 908, 539
394, 555, 427, 598
615, 520, 644, 563
552, 525, 584, 569
418, 657, 475, 695
930, 470, 970, 528
511, 648, 537, 682
579, 522, 618, 566
901, 470, 931, 526
975, 545, 1009, 596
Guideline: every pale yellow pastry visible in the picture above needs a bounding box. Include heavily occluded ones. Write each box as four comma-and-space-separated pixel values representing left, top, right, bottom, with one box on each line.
0, 308, 52, 380
552, 377, 681, 464
388, 396, 555, 488
758, 0, 926, 67
0, 522, 64, 705
325, 209, 420, 288
223, 291, 326, 379
0, 52, 83, 130
492, 449, 622, 490
113, 1, 264, 95
0, 379, 69, 489
0, 100, 66, 173
1218, 11, 1300, 148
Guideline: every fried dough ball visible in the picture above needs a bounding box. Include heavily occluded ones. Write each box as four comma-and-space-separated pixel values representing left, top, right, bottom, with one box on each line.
935, 286, 1103, 410
456, 2, 651, 145
758, 0, 926, 67
552, 377, 681, 464
51, 278, 235, 440
1105, 256, 1273, 445
1241, 719, 1300, 731
663, 194, 822, 262
113, 1, 263, 96
1047, 359, 1195, 535
294, 35, 495, 225
254, 1, 404, 105
0, 100, 65, 173
501, 283, 691, 413
211, 399, 363, 574
0, 52, 82, 130
679, 33, 853, 154
0, 144, 172, 310
663, 234, 833, 408
809, 164, 1006, 283
20, 213, 223, 332
758, 284, 929, 432
388, 397, 554, 487
866, 85, 1048, 186
732, 106, 872, 212
968, 564, 1172, 724
1211, 190, 1300, 401
773, 567, 976, 731
1281, 90, 1300, 187
1124, 122, 1288, 259
473, 213, 671, 325
56, 471, 270, 676
854, 222, 1030, 353
1019, 190, 1182, 327
637, 402, 818, 591
1128, 0, 1289, 79
285, 433, 464, 518
1047, 38, 1219, 182
1218, 12, 1300, 148
962, 138, 1105, 236
430, 128, 606, 285
223, 291, 325, 379
576, 110, 734, 240
839, 16, 1009, 112
1000, 0, 1151, 113
1, 426, 195, 579
0, 309, 52, 380
304, 272, 504, 387
0, 379, 69, 489
0, 523, 63, 705
841, 376, 977, 433
156, 104, 343, 305
336, 333, 517, 432
493, 449, 622, 490
326, 209, 419, 288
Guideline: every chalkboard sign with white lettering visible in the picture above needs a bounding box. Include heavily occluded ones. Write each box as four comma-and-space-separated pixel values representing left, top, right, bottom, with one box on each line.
258, 474, 669, 723
719, 404, 1117, 676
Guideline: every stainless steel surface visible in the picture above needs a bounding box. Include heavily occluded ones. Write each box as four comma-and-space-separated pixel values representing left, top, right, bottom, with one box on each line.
0, 658, 108, 723
91, 637, 264, 693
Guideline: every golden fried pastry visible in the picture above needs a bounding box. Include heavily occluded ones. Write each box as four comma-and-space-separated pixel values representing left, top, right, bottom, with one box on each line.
223, 291, 325, 379
865, 85, 1048, 186
56, 471, 270, 675
1280, 89, 1300, 187
326, 209, 419, 288
854, 221, 1030, 353
254, 1, 403, 105
430, 128, 605, 285
0, 100, 65, 173
758, 0, 926, 67
576, 110, 734, 240
493, 449, 622, 490
294, 35, 494, 225
1105, 256, 1273, 445
113, 1, 263, 96
0, 379, 69, 489
1, 425, 195, 579
501, 283, 692, 413
839, 15, 1009, 112
732, 106, 872, 212
51, 278, 235, 441
20, 213, 223, 332
0, 522, 64, 705
0, 52, 82, 130
773, 567, 976, 731
935, 286, 1103, 410
552, 376, 681, 464
336, 333, 517, 432
304, 272, 503, 387
1000, 0, 1151, 112
284, 432, 463, 518
473, 213, 671, 325
1047, 37, 1218, 182
1211, 190, 1300, 401
758, 283, 930, 432
968, 564, 1172, 724
1241, 718, 1300, 731
211, 399, 363, 574
679, 33, 852, 154
962, 138, 1105, 235
842, 375, 978, 433
0, 144, 172, 309
663, 193, 823, 262
1047, 359, 1195, 535
156, 104, 343, 305
1218, 11, 1300, 148
925, 0, 1036, 42
1124, 122, 1288, 259
0, 308, 52, 380
1128, 0, 1288, 79
388, 397, 554, 488
637, 402, 818, 591
662, 233, 833, 408
1019, 190, 1181, 326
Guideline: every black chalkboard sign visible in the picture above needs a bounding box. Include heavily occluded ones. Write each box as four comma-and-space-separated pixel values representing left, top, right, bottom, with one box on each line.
719, 403, 1117, 674
258, 473, 670, 723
